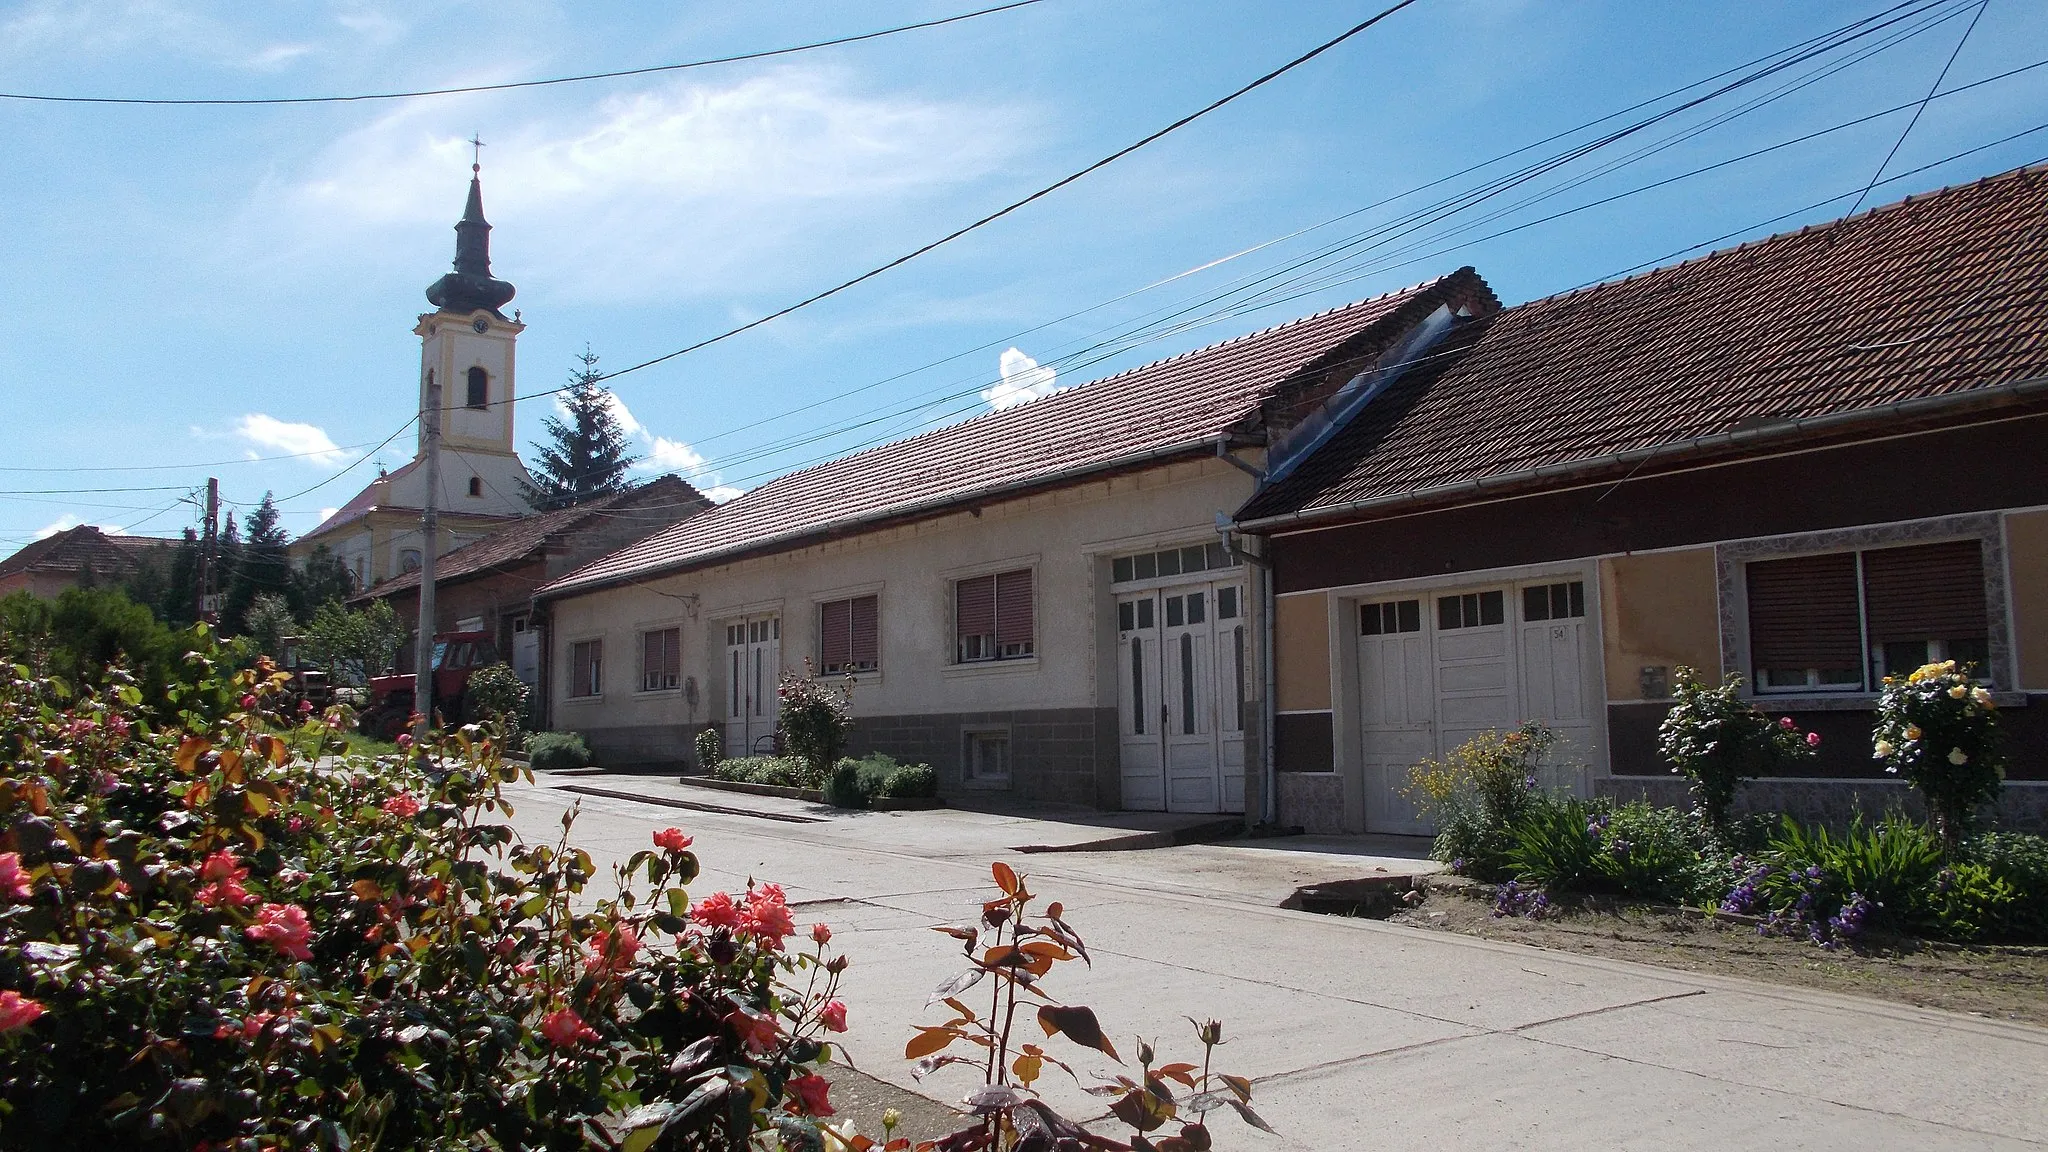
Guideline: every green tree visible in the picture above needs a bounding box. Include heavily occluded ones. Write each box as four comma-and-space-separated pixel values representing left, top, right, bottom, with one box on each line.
224, 495, 290, 636
242, 592, 296, 659
0, 586, 195, 713
123, 530, 202, 627
302, 598, 408, 686
289, 544, 355, 615
526, 348, 638, 510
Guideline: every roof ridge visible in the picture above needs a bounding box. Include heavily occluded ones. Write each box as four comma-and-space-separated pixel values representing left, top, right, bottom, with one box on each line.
1526, 162, 2048, 310
719, 272, 1467, 502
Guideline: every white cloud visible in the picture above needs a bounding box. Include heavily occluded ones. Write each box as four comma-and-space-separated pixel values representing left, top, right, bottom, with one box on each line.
279, 67, 1027, 300
234, 413, 349, 465
981, 347, 1060, 410
36, 514, 123, 539
244, 42, 312, 70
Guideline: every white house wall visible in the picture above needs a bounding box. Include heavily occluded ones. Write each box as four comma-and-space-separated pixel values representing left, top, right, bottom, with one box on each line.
545, 456, 1260, 806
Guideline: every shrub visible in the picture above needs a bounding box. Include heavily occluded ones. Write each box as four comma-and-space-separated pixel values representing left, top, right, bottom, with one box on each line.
692, 725, 724, 770
1871, 660, 2004, 851
1723, 816, 1944, 945
1657, 667, 1817, 839
1923, 862, 2019, 943
907, 862, 1270, 1150
876, 760, 937, 799
712, 755, 816, 789
776, 665, 852, 782
1405, 723, 1555, 880
464, 661, 529, 737
821, 754, 940, 808
824, 758, 867, 808
1505, 795, 1605, 891
523, 729, 590, 771
1956, 831, 2048, 941
0, 586, 215, 717
0, 656, 847, 1148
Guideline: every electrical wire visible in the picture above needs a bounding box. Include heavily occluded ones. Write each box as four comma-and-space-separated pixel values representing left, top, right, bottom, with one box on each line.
0, 0, 1050, 107
515, 0, 1427, 403
1846, 0, 1991, 215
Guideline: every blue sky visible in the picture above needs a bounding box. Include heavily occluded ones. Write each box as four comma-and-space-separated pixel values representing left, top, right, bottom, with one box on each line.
3, 0, 2045, 546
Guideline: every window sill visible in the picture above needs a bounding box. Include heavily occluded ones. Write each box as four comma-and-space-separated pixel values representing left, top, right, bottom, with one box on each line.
562, 694, 606, 705
1742, 691, 2028, 711
632, 688, 683, 699
943, 657, 1039, 680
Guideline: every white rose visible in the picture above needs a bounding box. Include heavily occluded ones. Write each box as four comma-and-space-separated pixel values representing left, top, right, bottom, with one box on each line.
1948, 684, 1968, 699
1873, 740, 1896, 758
1947, 747, 1969, 766
1971, 687, 1994, 708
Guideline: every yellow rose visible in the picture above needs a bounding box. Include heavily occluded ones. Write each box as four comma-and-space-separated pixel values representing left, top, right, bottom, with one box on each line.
1873, 740, 1895, 758
1948, 684, 1968, 699
1905, 725, 1923, 742
1947, 747, 1970, 766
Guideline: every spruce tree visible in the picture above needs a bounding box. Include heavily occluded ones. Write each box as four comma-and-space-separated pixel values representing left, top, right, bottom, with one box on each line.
527, 348, 639, 510
224, 495, 291, 636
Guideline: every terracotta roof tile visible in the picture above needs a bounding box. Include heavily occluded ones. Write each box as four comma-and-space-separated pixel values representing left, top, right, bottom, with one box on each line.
1241, 165, 2048, 522
543, 271, 1489, 595
357, 476, 708, 599
0, 525, 169, 582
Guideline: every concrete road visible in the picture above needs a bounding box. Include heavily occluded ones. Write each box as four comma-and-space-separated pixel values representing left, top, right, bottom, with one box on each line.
506, 776, 2048, 1151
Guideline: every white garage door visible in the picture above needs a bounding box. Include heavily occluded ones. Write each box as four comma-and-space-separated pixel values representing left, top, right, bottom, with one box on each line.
1356, 578, 1595, 835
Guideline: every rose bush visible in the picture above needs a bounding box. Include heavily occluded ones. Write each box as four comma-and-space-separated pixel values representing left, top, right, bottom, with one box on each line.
0, 640, 850, 1150
1871, 659, 2004, 850
1656, 668, 1816, 840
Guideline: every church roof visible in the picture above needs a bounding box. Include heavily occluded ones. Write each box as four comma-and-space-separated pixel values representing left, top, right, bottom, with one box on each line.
424, 170, 515, 316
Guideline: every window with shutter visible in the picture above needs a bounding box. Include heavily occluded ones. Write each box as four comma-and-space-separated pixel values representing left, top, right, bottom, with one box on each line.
1743, 539, 1992, 693
570, 640, 603, 697
1862, 541, 1988, 681
1748, 553, 1863, 690
956, 570, 1032, 662
818, 595, 879, 674
640, 628, 680, 692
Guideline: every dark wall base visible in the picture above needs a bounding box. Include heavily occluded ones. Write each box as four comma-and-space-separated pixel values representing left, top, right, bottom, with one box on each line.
1276, 712, 1335, 773
846, 708, 1119, 809
1598, 775, 2048, 833
1610, 697, 2045, 782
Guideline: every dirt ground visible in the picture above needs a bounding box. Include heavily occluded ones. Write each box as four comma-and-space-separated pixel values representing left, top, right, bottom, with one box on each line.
1386, 885, 2048, 1027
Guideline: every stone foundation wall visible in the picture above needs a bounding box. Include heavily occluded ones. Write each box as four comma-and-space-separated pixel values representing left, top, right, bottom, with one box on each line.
1276, 772, 1345, 834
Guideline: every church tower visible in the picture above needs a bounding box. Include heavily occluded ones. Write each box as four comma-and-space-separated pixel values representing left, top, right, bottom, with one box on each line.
416, 162, 524, 459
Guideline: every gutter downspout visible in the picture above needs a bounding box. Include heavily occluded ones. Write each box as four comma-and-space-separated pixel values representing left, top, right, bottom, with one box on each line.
1216, 512, 1275, 827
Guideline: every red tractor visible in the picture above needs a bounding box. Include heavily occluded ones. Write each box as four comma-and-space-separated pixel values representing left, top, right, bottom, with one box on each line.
357, 630, 498, 742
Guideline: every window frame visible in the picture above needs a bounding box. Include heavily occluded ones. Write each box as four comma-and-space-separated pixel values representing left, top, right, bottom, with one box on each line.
1720, 517, 2010, 704
961, 726, 1012, 789
465, 366, 489, 410
816, 593, 881, 676
638, 626, 682, 694
953, 567, 1035, 664
567, 638, 604, 699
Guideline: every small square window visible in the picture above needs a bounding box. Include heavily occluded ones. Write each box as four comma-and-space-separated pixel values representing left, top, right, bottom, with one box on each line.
1205, 542, 1228, 570
1166, 596, 1185, 628
1218, 587, 1239, 620
1113, 556, 1134, 584
1157, 549, 1181, 578
1134, 553, 1157, 580
467, 476, 483, 498
1136, 598, 1154, 629
1118, 601, 1135, 632
964, 730, 1011, 786
1181, 546, 1206, 574
1186, 591, 1205, 624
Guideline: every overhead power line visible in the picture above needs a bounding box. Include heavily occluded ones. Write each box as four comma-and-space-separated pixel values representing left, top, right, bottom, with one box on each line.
1846, 0, 1990, 215
521, 0, 1426, 402
0, 0, 1049, 106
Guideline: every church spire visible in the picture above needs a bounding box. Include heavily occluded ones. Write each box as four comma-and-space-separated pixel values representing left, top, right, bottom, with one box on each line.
426, 141, 516, 316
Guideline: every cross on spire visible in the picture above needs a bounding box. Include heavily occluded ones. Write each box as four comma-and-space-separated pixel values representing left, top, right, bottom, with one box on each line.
467, 134, 485, 174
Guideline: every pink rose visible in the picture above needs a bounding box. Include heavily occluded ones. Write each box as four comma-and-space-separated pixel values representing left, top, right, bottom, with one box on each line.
585, 926, 643, 975
820, 999, 847, 1033
0, 990, 46, 1033
785, 1072, 834, 1117
240, 695, 257, 709
286, 815, 306, 834
744, 894, 795, 947
297, 700, 313, 715
0, 853, 31, 902
1806, 731, 1822, 747
540, 1007, 599, 1049
395, 733, 414, 749
652, 828, 693, 853
381, 793, 422, 818
245, 903, 314, 960
810, 922, 832, 946
197, 850, 258, 909
691, 891, 742, 931
241, 1011, 278, 1042
725, 1007, 780, 1053
1779, 717, 1795, 729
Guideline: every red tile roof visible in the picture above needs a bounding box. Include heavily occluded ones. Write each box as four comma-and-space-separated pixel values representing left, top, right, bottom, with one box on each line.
357, 476, 708, 599
542, 272, 1488, 596
0, 525, 169, 583
1240, 165, 2048, 524
305, 458, 418, 539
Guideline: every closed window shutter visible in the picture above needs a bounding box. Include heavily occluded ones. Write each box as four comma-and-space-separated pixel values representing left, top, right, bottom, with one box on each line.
1746, 553, 1861, 672
643, 631, 660, 690
850, 595, 879, 669
1862, 541, 1985, 642
661, 629, 680, 686
994, 570, 1033, 648
820, 599, 851, 671
956, 576, 995, 641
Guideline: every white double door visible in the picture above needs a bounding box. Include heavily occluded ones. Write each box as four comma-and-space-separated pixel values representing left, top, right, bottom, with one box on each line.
722, 615, 781, 757
1358, 579, 1595, 834
1116, 581, 1248, 813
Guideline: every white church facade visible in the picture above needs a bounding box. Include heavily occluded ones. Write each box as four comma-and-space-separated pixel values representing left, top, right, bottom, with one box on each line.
292, 170, 539, 587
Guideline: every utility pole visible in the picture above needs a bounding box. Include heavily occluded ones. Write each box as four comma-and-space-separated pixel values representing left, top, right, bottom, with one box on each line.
199, 478, 219, 624
412, 374, 442, 741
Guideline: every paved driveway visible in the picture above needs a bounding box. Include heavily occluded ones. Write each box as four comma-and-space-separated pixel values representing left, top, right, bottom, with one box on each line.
506, 776, 2048, 1151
